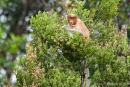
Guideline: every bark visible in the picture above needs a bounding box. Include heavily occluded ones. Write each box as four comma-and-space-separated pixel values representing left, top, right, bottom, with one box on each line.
80, 60, 90, 87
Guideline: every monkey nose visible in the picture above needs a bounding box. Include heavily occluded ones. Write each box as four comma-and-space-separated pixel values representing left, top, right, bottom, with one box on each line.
70, 22, 73, 24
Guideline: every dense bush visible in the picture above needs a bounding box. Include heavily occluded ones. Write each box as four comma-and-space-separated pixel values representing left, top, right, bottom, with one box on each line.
16, 0, 130, 87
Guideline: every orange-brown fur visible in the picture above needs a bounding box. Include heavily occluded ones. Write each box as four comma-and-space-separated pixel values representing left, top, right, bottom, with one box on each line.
67, 14, 90, 39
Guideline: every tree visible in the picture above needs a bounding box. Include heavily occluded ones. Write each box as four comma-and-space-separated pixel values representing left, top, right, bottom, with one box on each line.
0, 22, 22, 86
0, 0, 68, 86
16, 0, 130, 87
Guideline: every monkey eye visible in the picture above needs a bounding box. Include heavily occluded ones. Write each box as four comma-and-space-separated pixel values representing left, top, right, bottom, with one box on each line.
70, 17, 76, 19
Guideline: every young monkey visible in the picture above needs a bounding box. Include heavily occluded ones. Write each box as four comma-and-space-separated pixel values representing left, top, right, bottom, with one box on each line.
64, 14, 90, 39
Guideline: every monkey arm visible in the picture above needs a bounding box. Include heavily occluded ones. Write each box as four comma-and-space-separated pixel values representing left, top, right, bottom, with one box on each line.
63, 26, 83, 35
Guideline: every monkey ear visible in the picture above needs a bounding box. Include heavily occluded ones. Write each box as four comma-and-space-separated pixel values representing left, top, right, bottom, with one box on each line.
74, 15, 78, 19
66, 14, 70, 19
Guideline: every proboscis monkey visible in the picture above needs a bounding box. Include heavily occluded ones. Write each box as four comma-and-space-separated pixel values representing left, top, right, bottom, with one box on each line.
63, 14, 90, 87
63, 14, 90, 39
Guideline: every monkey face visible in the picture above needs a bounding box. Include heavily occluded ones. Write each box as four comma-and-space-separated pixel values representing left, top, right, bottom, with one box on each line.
67, 14, 78, 27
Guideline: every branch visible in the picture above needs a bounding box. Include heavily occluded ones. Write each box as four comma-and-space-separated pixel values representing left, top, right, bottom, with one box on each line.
63, 26, 83, 35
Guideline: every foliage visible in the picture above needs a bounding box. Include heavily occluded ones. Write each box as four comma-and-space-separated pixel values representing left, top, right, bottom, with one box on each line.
90, 0, 119, 20
0, 0, 69, 86
118, 0, 130, 28
16, 0, 130, 87
0, 0, 8, 8
16, 43, 80, 86
0, 23, 23, 86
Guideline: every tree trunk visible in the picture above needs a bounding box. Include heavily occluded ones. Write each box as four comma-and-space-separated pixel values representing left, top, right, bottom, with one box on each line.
80, 60, 90, 87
